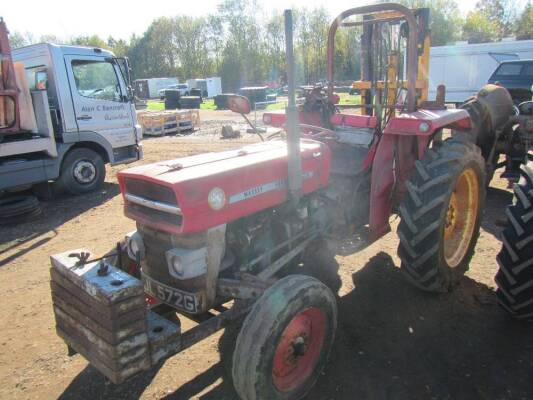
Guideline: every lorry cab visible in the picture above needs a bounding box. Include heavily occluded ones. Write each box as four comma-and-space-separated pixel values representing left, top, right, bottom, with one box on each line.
13, 44, 142, 162
1, 43, 142, 194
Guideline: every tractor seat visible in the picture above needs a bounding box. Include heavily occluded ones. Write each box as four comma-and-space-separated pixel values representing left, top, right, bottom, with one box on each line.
330, 114, 377, 148
330, 114, 377, 129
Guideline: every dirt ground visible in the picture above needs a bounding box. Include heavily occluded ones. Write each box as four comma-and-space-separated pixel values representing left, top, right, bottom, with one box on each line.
1, 110, 532, 400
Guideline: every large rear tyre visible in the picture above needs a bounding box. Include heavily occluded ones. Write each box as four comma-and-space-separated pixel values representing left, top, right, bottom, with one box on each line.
232, 275, 337, 400
495, 151, 533, 321
57, 148, 105, 195
398, 138, 486, 292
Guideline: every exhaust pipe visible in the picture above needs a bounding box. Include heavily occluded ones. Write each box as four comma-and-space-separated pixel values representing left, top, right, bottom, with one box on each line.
284, 9, 302, 204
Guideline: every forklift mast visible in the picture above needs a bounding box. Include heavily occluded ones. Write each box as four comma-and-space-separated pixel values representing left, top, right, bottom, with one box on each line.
327, 4, 431, 124
0, 17, 21, 134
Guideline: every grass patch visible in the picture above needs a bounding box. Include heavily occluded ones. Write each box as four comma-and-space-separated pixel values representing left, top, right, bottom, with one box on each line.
146, 99, 217, 111
146, 100, 164, 111
265, 101, 286, 111
264, 93, 360, 111
200, 99, 217, 110
146, 95, 358, 112
337, 93, 360, 106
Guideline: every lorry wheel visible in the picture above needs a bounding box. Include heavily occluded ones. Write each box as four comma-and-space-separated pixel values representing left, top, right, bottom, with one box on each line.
495, 151, 533, 321
232, 275, 337, 400
397, 138, 486, 292
58, 148, 105, 195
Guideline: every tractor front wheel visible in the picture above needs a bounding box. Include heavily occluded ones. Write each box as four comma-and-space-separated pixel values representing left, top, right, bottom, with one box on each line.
232, 275, 337, 400
397, 138, 486, 292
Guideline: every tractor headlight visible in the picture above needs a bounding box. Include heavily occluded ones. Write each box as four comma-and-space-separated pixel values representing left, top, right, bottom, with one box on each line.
166, 247, 207, 279
125, 230, 145, 260
208, 187, 226, 210
169, 255, 183, 277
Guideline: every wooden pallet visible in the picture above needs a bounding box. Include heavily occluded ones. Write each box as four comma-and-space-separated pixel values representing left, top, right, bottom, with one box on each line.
137, 109, 200, 136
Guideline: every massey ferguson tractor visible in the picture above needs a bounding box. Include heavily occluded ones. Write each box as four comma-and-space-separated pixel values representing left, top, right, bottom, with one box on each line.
48, 4, 525, 400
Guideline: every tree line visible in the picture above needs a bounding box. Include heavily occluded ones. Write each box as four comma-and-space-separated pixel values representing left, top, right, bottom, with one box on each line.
10, 0, 533, 91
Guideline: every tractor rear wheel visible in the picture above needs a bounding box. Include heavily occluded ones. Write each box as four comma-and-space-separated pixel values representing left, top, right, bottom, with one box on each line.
232, 275, 337, 400
495, 151, 533, 321
397, 138, 486, 292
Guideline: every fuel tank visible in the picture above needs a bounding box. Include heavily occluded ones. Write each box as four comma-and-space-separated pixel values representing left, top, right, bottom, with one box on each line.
118, 140, 331, 234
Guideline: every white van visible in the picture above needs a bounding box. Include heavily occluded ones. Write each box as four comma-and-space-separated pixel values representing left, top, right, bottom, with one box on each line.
429, 39, 533, 104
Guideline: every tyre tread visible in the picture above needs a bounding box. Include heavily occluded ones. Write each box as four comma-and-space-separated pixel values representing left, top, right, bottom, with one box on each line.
495, 150, 533, 321
398, 137, 486, 292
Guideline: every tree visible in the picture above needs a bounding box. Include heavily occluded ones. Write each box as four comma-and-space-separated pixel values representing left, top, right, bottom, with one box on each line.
127, 18, 179, 79
71, 35, 109, 48
216, 0, 268, 90
172, 16, 213, 79
387, 0, 464, 46
9, 31, 28, 49
515, 2, 533, 39
39, 34, 61, 44
264, 13, 286, 84
106, 37, 129, 57
476, 0, 520, 37
462, 11, 500, 43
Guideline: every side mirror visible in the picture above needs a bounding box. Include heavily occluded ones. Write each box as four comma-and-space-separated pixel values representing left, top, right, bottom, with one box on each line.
35, 70, 48, 90
227, 95, 251, 115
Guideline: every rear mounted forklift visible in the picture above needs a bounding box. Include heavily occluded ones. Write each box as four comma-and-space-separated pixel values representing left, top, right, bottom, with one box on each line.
49, 4, 504, 399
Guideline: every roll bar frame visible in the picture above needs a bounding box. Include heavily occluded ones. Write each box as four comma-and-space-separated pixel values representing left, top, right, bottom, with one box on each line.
326, 3, 419, 113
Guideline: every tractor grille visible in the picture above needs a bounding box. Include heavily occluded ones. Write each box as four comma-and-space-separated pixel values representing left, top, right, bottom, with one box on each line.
128, 202, 183, 226
124, 178, 182, 226
125, 178, 177, 205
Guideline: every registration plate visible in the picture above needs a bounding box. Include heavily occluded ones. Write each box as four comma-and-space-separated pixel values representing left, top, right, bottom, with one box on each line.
142, 273, 201, 313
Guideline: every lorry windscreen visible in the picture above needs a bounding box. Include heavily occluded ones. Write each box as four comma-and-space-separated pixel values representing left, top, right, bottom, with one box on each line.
71, 60, 122, 102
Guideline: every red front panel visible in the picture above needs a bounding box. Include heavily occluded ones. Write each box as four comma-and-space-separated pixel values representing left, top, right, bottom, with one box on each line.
263, 110, 323, 128
264, 110, 378, 130
118, 141, 331, 234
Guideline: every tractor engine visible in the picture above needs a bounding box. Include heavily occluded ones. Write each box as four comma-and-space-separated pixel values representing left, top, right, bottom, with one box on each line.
116, 140, 331, 314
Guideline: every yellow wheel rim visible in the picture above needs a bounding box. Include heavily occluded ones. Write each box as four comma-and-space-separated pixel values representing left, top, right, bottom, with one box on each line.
443, 168, 480, 268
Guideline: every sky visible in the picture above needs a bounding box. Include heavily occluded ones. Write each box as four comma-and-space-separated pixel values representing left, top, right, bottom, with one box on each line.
3, 0, 482, 41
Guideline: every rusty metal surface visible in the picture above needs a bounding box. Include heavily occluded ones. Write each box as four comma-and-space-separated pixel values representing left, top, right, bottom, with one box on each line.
180, 302, 252, 351
205, 225, 226, 307
52, 292, 146, 344
50, 250, 143, 305
50, 249, 149, 384
50, 271, 145, 323
50, 248, 187, 385
0, 18, 21, 134
216, 278, 268, 299
147, 311, 181, 365
257, 232, 318, 280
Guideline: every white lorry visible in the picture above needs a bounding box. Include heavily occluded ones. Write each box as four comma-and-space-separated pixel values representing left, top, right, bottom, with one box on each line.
133, 78, 179, 99
429, 39, 533, 104
0, 28, 142, 195
206, 77, 222, 98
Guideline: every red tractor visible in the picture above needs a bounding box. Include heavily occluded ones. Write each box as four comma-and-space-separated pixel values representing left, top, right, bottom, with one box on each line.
49, 4, 514, 399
